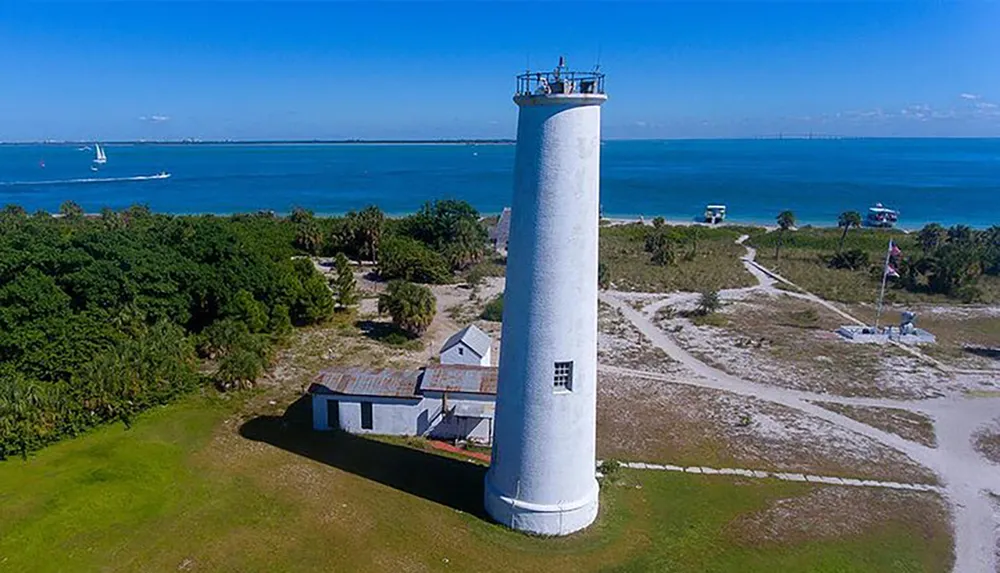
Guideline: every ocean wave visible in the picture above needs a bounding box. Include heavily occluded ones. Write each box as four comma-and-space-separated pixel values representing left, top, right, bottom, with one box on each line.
0, 174, 169, 186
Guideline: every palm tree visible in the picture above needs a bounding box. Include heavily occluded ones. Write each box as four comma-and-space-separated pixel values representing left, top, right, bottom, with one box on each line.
917, 223, 946, 254
357, 205, 384, 263
378, 280, 436, 336
775, 210, 796, 261
836, 211, 862, 252
445, 217, 486, 270
294, 221, 324, 255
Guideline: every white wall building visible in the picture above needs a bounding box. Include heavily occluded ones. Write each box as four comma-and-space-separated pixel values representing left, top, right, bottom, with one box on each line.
484, 59, 607, 536
440, 324, 493, 367
309, 365, 497, 444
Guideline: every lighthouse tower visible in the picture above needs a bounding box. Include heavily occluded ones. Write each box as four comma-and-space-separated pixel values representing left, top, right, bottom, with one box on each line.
484, 58, 607, 536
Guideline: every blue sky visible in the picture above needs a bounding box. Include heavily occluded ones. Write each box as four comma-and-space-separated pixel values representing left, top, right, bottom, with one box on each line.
1, 1, 999, 140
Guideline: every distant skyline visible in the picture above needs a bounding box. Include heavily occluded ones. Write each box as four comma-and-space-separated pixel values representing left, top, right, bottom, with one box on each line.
2, 2, 999, 141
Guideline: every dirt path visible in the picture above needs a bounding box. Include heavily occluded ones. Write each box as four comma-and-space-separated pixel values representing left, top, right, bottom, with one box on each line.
600, 237, 1000, 573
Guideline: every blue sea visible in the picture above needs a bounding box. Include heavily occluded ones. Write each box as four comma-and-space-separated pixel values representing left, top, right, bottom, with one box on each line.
1, 139, 998, 228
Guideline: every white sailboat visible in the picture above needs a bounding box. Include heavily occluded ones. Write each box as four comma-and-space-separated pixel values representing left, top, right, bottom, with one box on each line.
93, 144, 107, 165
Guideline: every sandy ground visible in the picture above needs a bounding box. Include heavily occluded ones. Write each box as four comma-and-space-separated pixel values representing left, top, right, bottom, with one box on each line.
651, 291, 955, 399
598, 372, 935, 483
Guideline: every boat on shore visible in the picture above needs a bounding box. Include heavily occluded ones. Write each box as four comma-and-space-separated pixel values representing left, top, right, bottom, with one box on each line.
704, 204, 727, 224
865, 203, 898, 228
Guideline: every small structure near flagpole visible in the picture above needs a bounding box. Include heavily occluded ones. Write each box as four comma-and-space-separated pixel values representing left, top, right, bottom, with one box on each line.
836, 239, 936, 345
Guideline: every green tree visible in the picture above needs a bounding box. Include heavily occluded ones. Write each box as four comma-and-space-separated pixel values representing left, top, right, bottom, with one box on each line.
99, 207, 124, 230
290, 258, 335, 324
775, 210, 796, 261
442, 217, 487, 271
652, 216, 666, 228
836, 211, 862, 252
917, 223, 946, 254
356, 205, 385, 262
378, 235, 451, 283
947, 224, 974, 245
59, 200, 85, 221
295, 221, 324, 255
227, 290, 269, 333
378, 280, 436, 336
644, 228, 681, 267
0, 204, 27, 231
333, 252, 358, 308
289, 206, 314, 225
0, 370, 52, 459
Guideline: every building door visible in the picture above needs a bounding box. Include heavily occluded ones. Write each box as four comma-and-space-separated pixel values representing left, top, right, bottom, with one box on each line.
326, 399, 339, 430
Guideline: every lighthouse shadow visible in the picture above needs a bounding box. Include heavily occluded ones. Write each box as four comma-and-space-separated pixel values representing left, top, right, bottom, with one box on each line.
239, 395, 489, 519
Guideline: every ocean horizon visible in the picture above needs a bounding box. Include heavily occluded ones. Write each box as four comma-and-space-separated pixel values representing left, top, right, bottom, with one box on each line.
1, 138, 998, 229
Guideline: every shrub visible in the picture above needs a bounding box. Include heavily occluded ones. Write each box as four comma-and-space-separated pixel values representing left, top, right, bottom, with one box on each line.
598, 459, 622, 479
481, 293, 504, 322
828, 249, 870, 271
696, 290, 721, 316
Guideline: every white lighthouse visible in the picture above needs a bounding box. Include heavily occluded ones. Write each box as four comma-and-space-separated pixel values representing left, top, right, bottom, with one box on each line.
484, 58, 607, 535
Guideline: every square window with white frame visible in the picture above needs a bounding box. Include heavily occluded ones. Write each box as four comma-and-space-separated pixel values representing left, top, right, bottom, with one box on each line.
553, 361, 573, 391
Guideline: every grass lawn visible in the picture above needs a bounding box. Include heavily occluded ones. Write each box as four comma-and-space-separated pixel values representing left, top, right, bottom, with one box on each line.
0, 392, 953, 572
600, 224, 756, 293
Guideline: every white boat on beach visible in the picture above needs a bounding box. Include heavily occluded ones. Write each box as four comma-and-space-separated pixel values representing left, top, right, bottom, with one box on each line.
865, 203, 898, 228
704, 204, 727, 224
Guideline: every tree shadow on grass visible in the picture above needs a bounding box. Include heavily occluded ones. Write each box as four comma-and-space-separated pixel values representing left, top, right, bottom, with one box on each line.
239, 395, 487, 518
354, 320, 422, 349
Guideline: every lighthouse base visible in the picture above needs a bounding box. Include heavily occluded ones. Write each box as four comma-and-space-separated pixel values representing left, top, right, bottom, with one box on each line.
483, 476, 599, 536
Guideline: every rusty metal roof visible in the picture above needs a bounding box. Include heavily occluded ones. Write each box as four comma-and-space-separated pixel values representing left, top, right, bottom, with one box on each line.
420, 365, 498, 395
309, 367, 422, 398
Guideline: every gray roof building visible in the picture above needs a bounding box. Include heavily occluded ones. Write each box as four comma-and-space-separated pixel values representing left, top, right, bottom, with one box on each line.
421, 364, 498, 395
309, 367, 422, 398
440, 324, 492, 359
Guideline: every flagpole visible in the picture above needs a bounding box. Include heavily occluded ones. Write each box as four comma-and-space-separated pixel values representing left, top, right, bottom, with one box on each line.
874, 240, 892, 331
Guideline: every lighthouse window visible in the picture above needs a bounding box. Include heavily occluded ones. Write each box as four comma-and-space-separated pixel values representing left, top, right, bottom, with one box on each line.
554, 361, 573, 391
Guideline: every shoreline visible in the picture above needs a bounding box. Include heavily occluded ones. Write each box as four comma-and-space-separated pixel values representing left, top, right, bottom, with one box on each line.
63, 208, 940, 233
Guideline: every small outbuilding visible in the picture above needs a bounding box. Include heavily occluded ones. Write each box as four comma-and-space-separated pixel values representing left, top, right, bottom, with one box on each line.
309, 364, 498, 444
440, 324, 492, 367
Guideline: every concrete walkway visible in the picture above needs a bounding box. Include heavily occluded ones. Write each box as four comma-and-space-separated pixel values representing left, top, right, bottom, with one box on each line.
608, 460, 941, 493
599, 237, 1000, 573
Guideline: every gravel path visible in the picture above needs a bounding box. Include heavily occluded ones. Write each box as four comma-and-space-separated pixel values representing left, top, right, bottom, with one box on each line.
599, 237, 1000, 573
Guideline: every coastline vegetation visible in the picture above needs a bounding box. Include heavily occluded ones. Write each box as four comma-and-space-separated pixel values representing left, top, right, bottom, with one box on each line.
750, 222, 1000, 304
0, 203, 336, 458
0, 197, 491, 459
